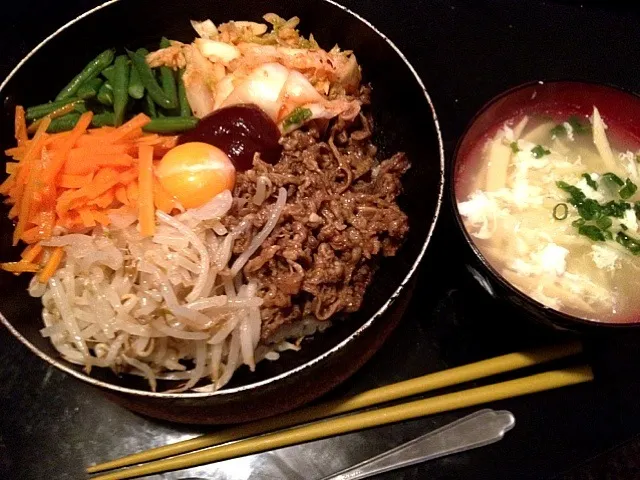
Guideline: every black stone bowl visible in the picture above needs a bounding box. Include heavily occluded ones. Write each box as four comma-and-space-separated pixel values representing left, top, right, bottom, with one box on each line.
0, 0, 444, 424
450, 80, 640, 333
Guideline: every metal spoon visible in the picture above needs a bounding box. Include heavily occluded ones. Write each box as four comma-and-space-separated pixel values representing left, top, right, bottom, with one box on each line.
319, 409, 515, 480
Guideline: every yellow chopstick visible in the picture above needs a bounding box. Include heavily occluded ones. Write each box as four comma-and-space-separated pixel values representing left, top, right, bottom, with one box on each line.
90, 365, 593, 480
88, 341, 582, 474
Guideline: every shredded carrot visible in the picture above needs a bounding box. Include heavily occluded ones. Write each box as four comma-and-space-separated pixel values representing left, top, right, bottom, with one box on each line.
40, 209, 55, 240
20, 227, 40, 244
84, 168, 121, 199
57, 168, 120, 214
74, 135, 136, 150
20, 244, 36, 260
21, 226, 45, 245
115, 185, 129, 205
5, 146, 25, 159
136, 134, 161, 145
9, 185, 24, 213
16, 117, 51, 186
42, 111, 93, 185
126, 181, 139, 206
91, 209, 111, 226
54, 190, 76, 216
119, 127, 145, 143
5, 162, 18, 175
38, 247, 64, 283
72, 137, 99, 148
56, 211, 82, 230
77, 208, 97, 228
117, 168, 138, 185
31, 153, 53, 215
106, 113, 151, 144
63, 152, 133, 175
9, 119, 50, 244
0, 175, 15, 195
14, 144, 48, 245
75, 143, 131, 155
70, 144, 131, 156
21, 243, 41, 260
7, 203, 19, 220
135, 134, 179, 150
1, 106, 181, 280
1, 261, 39, 273
138, 145, 155, 236
88, 188, 115, 209
158, 136, 179, 150
88, 126, 116, 135
45, 131, 73, 145
95, 154, 135, 168
58, 172, 94, 189
14, 106, 27, 146
9, 179, 23, 195
31, 211, 51, 226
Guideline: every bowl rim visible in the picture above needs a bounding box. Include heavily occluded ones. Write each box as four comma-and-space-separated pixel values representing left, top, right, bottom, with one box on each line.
0, 0, 446, 397
449, 78, 640, 329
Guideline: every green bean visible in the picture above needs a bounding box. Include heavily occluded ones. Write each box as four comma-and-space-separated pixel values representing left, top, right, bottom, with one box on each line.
160, 70, 178, 110
126, 49, 174, 109
55, 49, 115, 101
91, 112, 116, 128
113, 55, 130, 126
158, 38, 178, 110
97, 82, 114, 106
76, 78, 104, 100
142, 116, 199, 133
102, 65, 116, 83
128, 78, 145, 100
144, 92, 158, 118
27, 102, 86, 135
128, 48, 148, 99
177, 68, 191, 117
26, 98, 79, 121
46, 113, 81, 133
74, 102, 88, 114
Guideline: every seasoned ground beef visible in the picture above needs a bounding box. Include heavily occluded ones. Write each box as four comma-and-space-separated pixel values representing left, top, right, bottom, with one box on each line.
223, 88, 410, 341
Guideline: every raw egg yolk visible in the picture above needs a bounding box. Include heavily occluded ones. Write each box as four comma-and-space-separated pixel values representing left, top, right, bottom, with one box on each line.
156, 142, 236, 209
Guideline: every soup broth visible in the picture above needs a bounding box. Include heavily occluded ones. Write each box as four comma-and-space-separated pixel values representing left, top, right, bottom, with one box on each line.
456, 107, 640, 323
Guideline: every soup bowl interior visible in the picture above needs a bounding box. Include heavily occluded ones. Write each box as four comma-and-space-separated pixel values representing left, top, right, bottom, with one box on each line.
0, 0, 443, 422
451, 80, 640, 331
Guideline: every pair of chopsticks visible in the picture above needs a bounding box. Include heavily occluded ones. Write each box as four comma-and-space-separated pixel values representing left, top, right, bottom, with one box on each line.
88, 341, 591, 480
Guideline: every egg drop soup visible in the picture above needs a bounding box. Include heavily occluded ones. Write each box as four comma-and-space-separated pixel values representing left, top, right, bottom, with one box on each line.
456, 107, 640, 323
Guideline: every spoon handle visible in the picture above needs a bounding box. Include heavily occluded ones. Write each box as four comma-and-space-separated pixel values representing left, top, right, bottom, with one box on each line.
320, 408, 515, 480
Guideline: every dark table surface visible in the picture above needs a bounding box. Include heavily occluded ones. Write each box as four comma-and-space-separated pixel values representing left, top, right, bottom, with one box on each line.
4, 0, 640, 479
